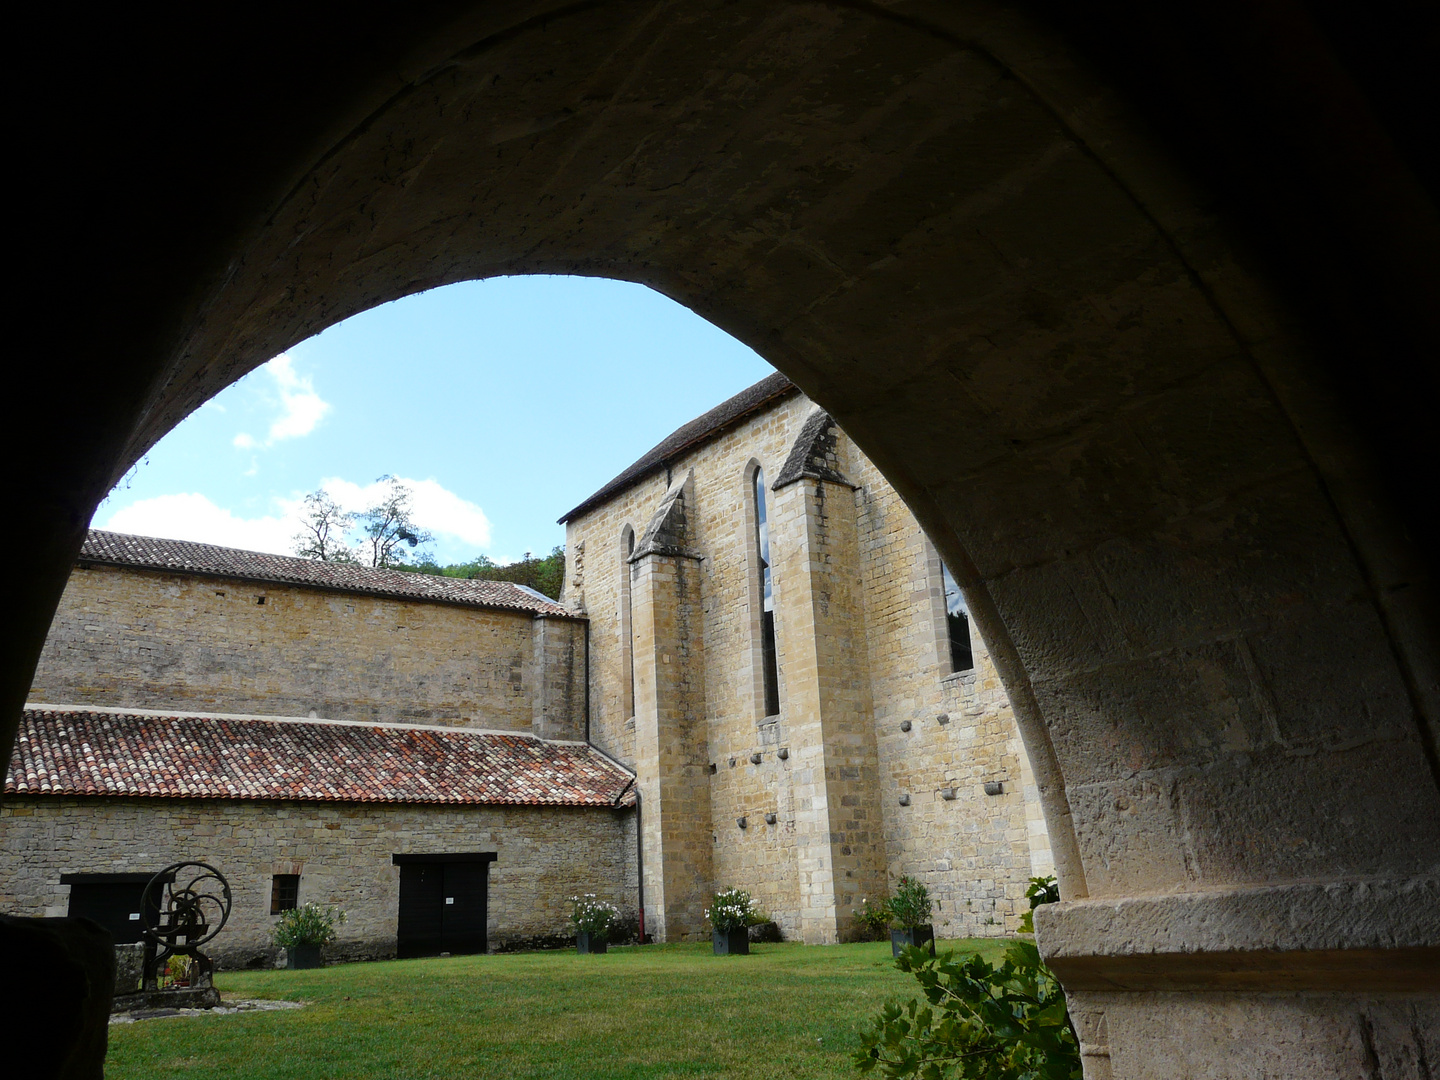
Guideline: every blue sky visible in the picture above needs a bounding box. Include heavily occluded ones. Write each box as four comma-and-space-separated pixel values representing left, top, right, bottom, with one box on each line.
99, 277, 776, 566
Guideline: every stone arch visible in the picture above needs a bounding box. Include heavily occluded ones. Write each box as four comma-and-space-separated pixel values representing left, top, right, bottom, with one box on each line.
12, 3, 1439, 1074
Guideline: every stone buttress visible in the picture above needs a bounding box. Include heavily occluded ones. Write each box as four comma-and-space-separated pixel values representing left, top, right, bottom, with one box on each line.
770, 410, 887, 943
629, 473, 713, 940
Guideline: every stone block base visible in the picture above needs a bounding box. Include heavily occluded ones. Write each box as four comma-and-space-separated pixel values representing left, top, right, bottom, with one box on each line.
113, 987, 222, 1012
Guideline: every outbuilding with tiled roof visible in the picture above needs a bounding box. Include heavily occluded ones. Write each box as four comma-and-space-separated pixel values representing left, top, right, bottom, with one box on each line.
3, 706, 638, 964
5, 532, 645, 965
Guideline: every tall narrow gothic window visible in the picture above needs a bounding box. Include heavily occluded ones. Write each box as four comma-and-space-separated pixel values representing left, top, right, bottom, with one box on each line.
940, 562, 975, 673
754, 467, 781, 717
622, 526, 636, 718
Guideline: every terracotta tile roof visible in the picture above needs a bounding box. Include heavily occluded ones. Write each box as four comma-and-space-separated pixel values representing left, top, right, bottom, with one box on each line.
558, 372, 799, 522
6, 708, 635, 808
79, 530, 577, 619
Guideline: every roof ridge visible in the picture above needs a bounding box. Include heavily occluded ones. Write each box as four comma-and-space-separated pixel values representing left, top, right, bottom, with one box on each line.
558, 371, 798, 522
79, 529, 580, 619
23, 702, 551, 742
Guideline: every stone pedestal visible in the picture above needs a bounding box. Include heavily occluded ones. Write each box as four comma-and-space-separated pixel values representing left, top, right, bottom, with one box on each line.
1036, 877, 1440, 1078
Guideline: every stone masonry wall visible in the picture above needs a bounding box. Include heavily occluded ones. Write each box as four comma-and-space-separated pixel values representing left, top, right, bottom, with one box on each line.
30, 565, 571, 732
531, 616, 587, 741
850, 450, 1052, 936
564, 475, 675, 767
769, 470, 887, 943
567, 395, 815, 937
0, 796, 635, 966
566, 392, 1050, 941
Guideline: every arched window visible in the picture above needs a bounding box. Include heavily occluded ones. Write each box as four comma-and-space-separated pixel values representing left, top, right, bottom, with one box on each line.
754, 467, 781, 717
621, 525, 636, 718
940, 561, 975, 674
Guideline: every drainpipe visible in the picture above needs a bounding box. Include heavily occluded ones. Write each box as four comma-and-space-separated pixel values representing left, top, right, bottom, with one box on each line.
583, 619, 591, 744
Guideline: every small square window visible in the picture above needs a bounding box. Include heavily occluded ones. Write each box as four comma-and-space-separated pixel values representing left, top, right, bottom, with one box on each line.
271, 874, 299, 915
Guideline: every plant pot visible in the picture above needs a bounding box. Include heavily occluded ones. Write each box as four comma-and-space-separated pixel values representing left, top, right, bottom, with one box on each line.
576, 931, 608, 954
712, 927, 749, 956
287, 944, 323, 969
890, 925, 936, 958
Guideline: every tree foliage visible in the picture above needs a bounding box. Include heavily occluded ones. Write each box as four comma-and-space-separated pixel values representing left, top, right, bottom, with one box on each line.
359, 475, 434, 568
854, 940, 1081, 1080
292, 491, 357, 563
291, 476, 565, 598
1018, 876, 1061, 935
292, 476, 435, 568
403, 546, 566, 600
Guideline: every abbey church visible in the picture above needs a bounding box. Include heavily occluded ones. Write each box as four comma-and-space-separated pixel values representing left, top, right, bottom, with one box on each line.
3, 373, 1050, 961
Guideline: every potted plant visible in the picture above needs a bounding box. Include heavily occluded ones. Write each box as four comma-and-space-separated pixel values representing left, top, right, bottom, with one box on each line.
569, 893, 620, 954
852, 894, 892, 942
163, 953, 192, 988
272, 901, 347, 969
888, 875, 935, 957
706, 888, 758, 955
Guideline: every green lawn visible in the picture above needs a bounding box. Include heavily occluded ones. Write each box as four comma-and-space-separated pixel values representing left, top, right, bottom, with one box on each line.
107, 938, 1013, 1080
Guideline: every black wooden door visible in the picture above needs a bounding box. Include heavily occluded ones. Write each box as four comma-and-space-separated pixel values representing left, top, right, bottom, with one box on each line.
395, 857, 492, 958
441, 861, 488, 956
396, 863, 446, 959
64, 874, 163, 944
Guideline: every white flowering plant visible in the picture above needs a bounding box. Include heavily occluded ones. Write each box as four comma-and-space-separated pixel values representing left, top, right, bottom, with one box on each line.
704, 887, 759, 933
852, 895, 892, 940
569, 894, 621, 938
272, 902, 347, 948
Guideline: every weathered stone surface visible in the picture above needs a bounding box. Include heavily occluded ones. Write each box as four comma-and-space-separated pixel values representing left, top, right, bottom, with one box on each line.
113, 943, 144, 996
0, 797, 635, 965
30, 565, 585, 737
1036, 876, 1440, 987
566, 390, 1050, 944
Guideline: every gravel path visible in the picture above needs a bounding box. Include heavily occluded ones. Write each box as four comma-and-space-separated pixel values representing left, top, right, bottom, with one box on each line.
110, 999, 306, 1024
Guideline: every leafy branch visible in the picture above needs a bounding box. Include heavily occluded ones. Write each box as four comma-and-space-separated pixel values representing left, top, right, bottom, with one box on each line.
854, 940, 1081, 1080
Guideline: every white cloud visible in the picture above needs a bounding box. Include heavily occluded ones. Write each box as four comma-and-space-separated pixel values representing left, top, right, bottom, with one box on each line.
103, 493, 306, 556
265, 354, 331, 442
232, 353, 331, 452
322, 476, 492, 548
101, 476, 491, 557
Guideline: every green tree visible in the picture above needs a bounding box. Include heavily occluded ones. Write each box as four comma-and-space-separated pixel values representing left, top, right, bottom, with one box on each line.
359, 475, 434, 568
292, 490, 357, 562
402, 546, 566, 600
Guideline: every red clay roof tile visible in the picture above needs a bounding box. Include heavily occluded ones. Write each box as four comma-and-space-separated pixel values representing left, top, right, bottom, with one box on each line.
6, 709, 634, 808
